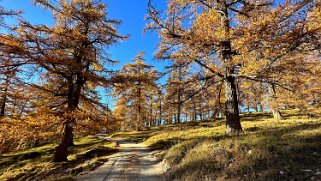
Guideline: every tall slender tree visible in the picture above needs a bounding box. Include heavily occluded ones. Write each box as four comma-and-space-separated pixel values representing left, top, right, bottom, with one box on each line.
113, 52, 158, 131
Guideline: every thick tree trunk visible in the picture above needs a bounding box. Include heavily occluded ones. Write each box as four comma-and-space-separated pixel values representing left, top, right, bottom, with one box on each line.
53, 122, 73, 162
53, 74, 82, 162
272, 109, 283, 120
53, 120, 75, 162
273, 109, 283, 120
68, 130, 74, 146
225, 76, 243, 134
212, 0, 243, 134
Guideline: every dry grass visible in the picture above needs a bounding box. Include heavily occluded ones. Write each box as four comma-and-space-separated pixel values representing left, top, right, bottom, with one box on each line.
113, 110, 321, 180
3, 109, 320, 180
0, 135, 117, 180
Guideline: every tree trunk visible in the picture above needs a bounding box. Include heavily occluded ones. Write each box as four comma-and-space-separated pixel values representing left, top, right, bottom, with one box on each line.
53, 122, 73, 162
149, 102, 153, 126
193, 102, 197, 121
217, 110, 221, 118
53, 117, 75, 162
213, 0, 243, 134
137, 106, 141, 131
173, 113, 177, 123
0, 78, 9, 117
176, 65, 183, 124
268, 84, 284, 120
211, 108, 218, 120
159, 94, 162, 125
177, 94, 181, 124
260, 103, 264, 112
177, 108, 181, 123
272, 109, 283, 120
136, 85, 142, 131
0, 94, 6, 117
53, 74, 82, 162
225, 76, 243, 134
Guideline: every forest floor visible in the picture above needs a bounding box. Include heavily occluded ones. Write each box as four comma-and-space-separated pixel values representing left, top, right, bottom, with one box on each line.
1, 109, 321, 180
0, 135, 118, 180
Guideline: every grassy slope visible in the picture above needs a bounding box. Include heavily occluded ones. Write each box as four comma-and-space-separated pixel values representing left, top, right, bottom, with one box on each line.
112, 110, 321, 180
0, 135, 117, 181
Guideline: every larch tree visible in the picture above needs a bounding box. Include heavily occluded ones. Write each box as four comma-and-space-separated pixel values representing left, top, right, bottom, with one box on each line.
0, 40, 31, 118
9, 0, 127, 162
146, 87, 162, 126
145, 0, 321, 133
113, 96, 129, 131
164, 59, 190, 123
0, 3, 22, 118
236, 0, 321, 120
113, 52, 158, 131
0, 65, 24, 117
155, 86, 164, 126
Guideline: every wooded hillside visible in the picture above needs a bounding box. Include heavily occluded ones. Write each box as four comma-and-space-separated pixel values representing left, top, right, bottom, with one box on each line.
0, 0, 320, 177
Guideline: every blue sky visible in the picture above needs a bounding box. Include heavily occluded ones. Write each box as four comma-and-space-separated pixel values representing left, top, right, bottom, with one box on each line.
1, 0, 283, 111
1, 0, 169, 108
1, 0, 168, 71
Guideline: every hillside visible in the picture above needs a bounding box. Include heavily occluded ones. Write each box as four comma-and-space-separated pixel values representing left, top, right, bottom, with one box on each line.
1, 0, 321, 180
0, 136, 117, 180
112, 110, 321, 180
1, 110, 321, 180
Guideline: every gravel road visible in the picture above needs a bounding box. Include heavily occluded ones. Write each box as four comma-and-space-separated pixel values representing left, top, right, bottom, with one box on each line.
77, 139, 166, 181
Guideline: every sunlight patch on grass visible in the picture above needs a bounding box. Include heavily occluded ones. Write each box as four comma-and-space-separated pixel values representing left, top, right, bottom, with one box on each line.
112, 112, 321, 180
0, 135, 117, 180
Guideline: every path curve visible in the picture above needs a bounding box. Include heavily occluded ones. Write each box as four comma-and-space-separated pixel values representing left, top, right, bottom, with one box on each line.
77, 139, 166, 181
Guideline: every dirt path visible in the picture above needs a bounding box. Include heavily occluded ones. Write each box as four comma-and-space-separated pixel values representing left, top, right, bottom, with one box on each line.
77, 139, 166, 181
